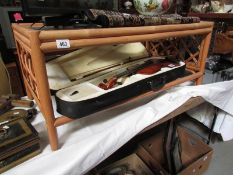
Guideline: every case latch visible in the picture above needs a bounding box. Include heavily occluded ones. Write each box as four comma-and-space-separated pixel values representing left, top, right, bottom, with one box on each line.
148, 76, 166, 91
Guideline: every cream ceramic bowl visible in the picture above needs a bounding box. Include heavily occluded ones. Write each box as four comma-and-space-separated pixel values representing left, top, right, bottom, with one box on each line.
133, 0, 174, 15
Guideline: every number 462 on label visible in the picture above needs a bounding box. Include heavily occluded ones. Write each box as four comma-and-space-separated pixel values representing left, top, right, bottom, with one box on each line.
56, 39, 71, 49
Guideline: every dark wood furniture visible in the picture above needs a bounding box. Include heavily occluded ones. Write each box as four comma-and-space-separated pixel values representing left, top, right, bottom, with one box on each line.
188, 12, 233, 54
6, 62, 24, 96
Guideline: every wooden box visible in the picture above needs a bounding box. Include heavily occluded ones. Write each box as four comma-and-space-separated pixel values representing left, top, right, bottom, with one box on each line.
138, 126, 213, 175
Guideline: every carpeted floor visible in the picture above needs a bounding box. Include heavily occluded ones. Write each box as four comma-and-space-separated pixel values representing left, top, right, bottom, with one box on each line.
204, 140, 233, 175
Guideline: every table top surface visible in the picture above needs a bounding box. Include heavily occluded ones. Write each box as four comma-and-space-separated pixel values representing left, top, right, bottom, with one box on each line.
12, 21, 214, 33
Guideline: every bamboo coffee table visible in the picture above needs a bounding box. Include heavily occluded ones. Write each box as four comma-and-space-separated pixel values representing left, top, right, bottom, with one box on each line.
12, 22, 213, 150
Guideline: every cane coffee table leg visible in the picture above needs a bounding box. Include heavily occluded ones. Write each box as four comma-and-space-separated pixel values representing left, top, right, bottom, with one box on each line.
46, 120, 59, 151
197, 32, 212, 85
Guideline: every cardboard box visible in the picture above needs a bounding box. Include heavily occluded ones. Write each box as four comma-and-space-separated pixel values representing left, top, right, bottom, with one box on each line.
138, 126, 213, 175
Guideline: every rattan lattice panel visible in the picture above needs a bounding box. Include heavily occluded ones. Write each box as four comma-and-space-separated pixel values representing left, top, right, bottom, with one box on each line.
16, 41, 39, 101
146, 35, 205, 72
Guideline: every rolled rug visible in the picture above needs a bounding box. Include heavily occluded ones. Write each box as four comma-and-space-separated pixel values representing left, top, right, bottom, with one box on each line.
142, 14, 182, 25
85, 9, 200, 27
85, 9, 125, 27
122, 13, 145, 27
180, 16, 200, 24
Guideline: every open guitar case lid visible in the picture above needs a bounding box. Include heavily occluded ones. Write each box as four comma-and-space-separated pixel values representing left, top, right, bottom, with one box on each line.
46, 43, 186, 119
